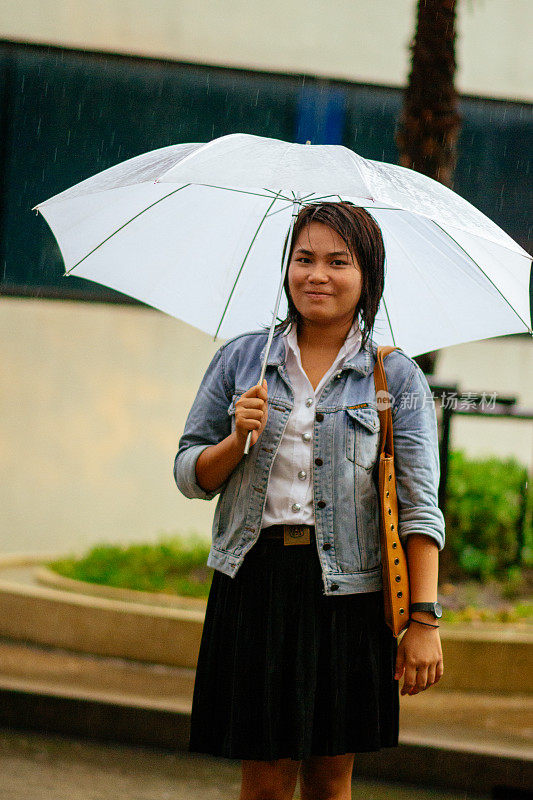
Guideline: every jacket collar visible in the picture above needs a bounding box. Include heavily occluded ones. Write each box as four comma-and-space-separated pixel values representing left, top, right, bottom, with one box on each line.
260, 327, 376, 378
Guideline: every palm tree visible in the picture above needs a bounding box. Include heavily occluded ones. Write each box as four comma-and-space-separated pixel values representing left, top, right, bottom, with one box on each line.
396, 0, 462, 375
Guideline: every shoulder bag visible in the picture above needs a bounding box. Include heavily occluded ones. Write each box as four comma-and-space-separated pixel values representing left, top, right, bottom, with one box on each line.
373, 346, 410, 638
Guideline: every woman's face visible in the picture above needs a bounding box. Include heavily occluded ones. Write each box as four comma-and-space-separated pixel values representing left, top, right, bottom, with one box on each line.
288, 221, 363, 330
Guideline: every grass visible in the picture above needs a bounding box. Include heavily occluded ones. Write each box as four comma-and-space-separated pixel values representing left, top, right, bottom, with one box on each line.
46, 533, 213, 599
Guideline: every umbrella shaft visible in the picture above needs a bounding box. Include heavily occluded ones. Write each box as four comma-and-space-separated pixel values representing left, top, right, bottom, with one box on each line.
244, 195, 301, 455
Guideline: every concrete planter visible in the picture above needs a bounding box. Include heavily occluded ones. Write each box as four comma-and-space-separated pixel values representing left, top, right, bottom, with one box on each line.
0, 554, 531, 691
0, 555, 205, 669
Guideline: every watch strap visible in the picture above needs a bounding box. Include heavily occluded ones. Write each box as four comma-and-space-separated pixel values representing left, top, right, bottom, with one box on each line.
410, 602, 440, 617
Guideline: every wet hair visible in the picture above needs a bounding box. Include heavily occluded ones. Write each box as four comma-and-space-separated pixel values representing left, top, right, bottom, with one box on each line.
274, 201, 385, 351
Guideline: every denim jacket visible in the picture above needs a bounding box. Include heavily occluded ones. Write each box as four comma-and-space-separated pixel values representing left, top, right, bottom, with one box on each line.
174, 329, 445, 596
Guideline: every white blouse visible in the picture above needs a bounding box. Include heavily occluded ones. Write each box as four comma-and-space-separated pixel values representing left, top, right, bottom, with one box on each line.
261, 320, 362, 528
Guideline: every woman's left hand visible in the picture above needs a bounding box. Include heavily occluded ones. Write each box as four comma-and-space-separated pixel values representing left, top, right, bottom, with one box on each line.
394, 623, 443, 696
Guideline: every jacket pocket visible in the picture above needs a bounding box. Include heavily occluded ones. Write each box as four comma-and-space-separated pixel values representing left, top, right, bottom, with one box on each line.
345, 405, 381, 469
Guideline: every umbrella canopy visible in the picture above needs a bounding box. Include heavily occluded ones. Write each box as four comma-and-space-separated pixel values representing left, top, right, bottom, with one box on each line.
33, 133, 532, 357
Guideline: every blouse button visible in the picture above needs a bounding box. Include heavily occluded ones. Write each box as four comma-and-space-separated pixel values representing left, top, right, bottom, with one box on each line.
314, 458, 323, 466
302, 432, 312, 442
317, 500, 326, 509
298, 470, 307, 480
291, 503, 301, 512
305, 397, 314, 407
315, 412, 324, 422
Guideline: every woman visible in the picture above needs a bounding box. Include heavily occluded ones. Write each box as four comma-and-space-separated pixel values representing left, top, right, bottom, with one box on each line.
174, 202, 445, 800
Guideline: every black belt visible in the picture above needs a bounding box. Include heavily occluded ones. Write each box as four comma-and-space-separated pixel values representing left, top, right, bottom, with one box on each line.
260, 524, 315, 545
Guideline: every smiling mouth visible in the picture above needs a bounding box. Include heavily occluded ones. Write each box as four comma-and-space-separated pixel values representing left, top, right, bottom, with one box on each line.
305, 291, 331, 297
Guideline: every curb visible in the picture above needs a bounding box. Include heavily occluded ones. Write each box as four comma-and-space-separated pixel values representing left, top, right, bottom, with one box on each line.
0, 683, 530, 796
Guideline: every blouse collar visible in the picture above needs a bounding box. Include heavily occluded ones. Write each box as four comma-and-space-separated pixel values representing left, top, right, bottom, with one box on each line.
284, 318, 362, 363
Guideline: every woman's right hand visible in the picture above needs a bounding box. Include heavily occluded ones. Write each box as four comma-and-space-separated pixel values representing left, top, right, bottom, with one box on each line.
195, 380, 268, 492
234, 380, 268, 448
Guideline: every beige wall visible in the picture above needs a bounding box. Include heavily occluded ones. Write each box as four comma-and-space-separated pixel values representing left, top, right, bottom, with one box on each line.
0, 0, 531, 102
2, 296, 532, 556
2, 297, 219, 555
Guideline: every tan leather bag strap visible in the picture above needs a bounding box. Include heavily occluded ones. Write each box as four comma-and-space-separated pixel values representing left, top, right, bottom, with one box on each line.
374, 346, 399, 458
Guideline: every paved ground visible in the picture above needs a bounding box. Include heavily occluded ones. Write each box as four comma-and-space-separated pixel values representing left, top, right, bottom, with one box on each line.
0, 727, 488, 800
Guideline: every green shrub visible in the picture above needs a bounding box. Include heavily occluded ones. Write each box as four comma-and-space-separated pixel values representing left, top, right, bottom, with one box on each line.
47, 532, 213, 598
444, 450, 531, 581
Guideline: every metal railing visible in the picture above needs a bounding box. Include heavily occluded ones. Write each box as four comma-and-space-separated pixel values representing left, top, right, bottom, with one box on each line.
427, 378, 532, 563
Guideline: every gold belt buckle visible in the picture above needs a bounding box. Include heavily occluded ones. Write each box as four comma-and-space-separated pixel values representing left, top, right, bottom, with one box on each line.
283, 525, 311, 546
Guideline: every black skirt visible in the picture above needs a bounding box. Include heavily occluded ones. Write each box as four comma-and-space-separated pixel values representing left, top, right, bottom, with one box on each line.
188, 531, 399, 761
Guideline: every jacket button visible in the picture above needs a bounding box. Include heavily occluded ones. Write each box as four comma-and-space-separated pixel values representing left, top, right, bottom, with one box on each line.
317, 500, 326, 509
330, 583, 339, 591
322, 542, 331, 551
315, 412, 324, 422
314, 458, 323, 466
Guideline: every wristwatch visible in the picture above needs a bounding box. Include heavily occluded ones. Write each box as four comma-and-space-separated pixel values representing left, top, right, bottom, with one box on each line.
409, 602, 442, 619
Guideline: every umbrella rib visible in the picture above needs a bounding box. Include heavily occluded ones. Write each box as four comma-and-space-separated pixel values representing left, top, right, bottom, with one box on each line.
431, 220, 533, 334
381, 294, 396, 346
64, 184, 192, 275
359, 207, 531, 259
184, 183, 294, 203
265, 205, 293, 219
214, 190, 283, 340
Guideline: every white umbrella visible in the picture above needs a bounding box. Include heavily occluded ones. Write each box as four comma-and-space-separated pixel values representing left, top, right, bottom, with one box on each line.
33, 132, 532, 358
